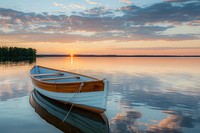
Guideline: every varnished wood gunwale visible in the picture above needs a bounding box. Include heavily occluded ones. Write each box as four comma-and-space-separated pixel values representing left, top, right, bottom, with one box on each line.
30, 66, 104, 93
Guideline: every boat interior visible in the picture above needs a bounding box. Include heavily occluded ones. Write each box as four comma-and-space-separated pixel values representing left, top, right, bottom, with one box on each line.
30, 66, 98, 83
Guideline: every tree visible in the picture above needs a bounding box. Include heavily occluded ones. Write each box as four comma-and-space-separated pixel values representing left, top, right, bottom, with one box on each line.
0, 46, 37, 59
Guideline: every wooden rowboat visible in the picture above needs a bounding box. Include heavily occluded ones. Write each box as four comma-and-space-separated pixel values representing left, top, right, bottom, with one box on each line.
30, 65, 109, 113
30, 89, 109, 133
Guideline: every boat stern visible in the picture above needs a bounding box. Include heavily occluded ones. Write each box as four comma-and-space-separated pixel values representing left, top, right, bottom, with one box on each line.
102, 79, 109, 110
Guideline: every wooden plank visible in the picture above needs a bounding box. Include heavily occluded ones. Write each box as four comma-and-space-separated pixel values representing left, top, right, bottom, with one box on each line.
31, 76, 104, 93
40, 76, 80, 81
32, 73, 64, 77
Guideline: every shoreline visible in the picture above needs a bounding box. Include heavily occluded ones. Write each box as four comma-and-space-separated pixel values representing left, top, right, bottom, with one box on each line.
36, 54, 200, 57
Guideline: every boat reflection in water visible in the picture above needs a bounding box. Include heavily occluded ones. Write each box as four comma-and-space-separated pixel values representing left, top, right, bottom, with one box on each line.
30, 89, 109, 133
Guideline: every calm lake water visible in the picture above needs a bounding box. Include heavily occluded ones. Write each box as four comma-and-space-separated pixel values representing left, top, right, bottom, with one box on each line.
0, 57, 200, 133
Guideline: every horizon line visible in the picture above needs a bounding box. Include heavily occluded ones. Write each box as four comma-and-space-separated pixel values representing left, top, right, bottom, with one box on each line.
36, 54, 200, 57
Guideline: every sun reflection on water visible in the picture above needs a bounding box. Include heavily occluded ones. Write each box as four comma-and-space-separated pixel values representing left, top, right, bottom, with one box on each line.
70, 54, 74, 65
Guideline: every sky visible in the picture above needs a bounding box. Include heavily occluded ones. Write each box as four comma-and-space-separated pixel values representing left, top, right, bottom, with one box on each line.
0, 0, 200, 55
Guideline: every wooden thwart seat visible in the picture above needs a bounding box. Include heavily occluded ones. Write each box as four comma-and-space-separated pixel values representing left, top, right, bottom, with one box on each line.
32, 73, 64, 77
40, 76, 80, 81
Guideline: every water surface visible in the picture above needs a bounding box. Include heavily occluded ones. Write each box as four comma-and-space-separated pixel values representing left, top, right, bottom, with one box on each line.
0, 57, 200, 133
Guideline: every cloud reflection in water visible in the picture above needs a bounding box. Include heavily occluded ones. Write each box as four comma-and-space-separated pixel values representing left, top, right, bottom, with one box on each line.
1, 57, 200, 133
108, 71, 200, 133
0, 60, 34, 101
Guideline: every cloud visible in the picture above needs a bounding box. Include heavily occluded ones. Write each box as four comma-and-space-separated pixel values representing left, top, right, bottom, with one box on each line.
53, 2, 66, 8
164, 0, 199, 3
119, 2, 200, 24
111, 47, 200, 51
85, 0, 101, 5
0, 0, 200, 43
53, 2, 86, 10
79, 7, 114, 17
68, 4, 86, 10
119, 0, 133, 4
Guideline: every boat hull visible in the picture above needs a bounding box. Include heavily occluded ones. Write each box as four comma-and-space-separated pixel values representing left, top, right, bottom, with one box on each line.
30, 66, 109, 112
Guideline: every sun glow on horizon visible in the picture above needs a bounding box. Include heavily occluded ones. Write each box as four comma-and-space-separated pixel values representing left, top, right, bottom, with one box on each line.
0, 0, 199, 55
1, 40, 200, 55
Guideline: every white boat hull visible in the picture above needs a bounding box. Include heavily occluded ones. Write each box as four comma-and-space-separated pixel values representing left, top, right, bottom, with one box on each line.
30, 65, 109, 112
33, 81, 109, 110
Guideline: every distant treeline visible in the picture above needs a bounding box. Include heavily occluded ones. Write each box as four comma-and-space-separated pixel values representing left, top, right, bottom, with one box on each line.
0, 46, 36, 59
